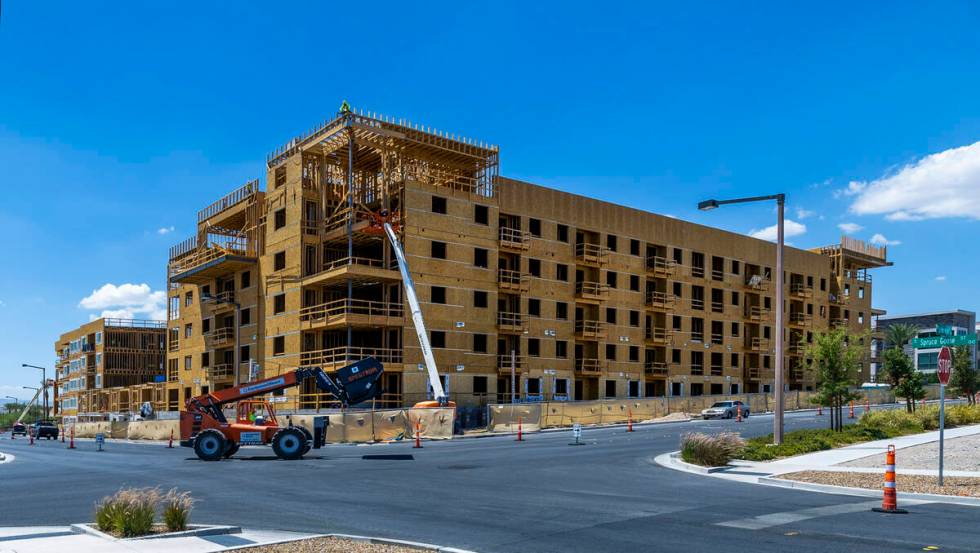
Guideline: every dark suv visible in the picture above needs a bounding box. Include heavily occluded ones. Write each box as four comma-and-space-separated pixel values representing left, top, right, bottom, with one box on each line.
30, 421, 59, 440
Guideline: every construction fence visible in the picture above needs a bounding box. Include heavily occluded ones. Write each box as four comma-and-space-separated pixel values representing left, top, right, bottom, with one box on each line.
69, 407, 456, 443
488, 388, 897, 432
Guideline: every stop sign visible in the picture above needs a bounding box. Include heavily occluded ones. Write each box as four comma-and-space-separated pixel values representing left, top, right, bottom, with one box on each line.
938, 346, 952, 386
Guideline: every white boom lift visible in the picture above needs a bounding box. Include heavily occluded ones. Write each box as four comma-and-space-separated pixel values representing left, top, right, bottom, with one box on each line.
382, 222, 452, 407
16, 385, 47, 424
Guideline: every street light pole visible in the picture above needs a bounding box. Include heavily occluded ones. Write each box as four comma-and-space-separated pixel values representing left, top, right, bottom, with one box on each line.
22, 364, 47, 420
774, 196, 785, 445
699, 193, 786, 445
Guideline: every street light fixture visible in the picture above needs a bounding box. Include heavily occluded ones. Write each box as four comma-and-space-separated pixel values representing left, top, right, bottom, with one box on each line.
4, 396, 17, 415
698, 193, 786, 445
202, 293, 243, 386
22, 364, 47, 419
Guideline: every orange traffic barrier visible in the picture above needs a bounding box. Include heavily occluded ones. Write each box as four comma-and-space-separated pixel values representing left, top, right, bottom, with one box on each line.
68, 426, 76, 449
849, 400, 855, 419
168, 429, 174, 449
516, 417, 524, 442
872, 445, 908, 514
413, 420, 422, 449
29, 430, 34, 446
627, 409, 634, 432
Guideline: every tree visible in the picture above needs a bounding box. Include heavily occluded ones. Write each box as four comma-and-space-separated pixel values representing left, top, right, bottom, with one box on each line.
807, 327, 864, 431
949, 345, 979, 405
883, 346, 921, 412
884, 323, 919, 350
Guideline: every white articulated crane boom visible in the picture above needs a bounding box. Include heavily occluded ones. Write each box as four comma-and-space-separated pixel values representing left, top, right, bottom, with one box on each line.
16, 385, 46, 424
382, 222, 453, 407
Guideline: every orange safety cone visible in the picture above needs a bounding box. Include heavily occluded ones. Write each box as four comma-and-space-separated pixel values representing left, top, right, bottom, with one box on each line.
736, 402, 742, 423
516, 416, 524, 442
68, 426, 76, 449
627, 409, 633, 432
817, 404, 823, 416
168, 429, 174, 448
849, 400, 855, 419
413, 420, 422, 449
29, 430, 34, 446
61, 425, 66, 443
873, 445, 908, 514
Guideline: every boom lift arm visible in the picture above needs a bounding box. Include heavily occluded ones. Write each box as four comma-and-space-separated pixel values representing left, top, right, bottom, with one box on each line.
383, 222, 450, 407
186, 359, 384, 425
16, 385, 45, 424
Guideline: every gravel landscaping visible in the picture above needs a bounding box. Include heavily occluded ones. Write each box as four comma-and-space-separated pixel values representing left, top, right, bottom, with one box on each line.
240, 537, 426, 552
841, 433, 980, 472
776, 470, 980, 497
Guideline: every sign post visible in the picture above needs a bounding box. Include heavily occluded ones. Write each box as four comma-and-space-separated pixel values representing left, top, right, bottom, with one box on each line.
937, 346, 952, 486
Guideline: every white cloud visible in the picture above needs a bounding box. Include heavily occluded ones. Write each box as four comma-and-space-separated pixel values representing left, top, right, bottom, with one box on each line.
79, 283, 166, 321
935, 275, 947, 282
837, 222, 863, 234
834, 181, 867, 198
749, 219, 806, 242
157, 226, 175, 235
795, 208, 816, 220
849, 141, 980, 221
869, 233, 901, 246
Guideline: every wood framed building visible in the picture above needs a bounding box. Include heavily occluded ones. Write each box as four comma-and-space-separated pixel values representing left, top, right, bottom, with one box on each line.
54, 318, 166, 420
162, 106, 890, 411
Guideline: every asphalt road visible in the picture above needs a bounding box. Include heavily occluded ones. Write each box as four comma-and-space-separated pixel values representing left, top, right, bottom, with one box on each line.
2, 407, 977, 553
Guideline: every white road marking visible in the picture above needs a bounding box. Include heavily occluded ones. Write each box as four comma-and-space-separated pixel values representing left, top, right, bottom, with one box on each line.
716, 499, 932, 530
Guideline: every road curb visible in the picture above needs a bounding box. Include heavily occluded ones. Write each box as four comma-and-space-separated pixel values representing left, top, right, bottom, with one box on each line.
758, 476, 980, 507
652, 451, 729, 474
0, 451, 12, 464
71, 523, 241, 540
223, 532, 479, 553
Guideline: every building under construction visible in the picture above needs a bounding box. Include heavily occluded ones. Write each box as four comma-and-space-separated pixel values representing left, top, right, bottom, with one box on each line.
159, 105, 890, 412
54, 318, 167, 420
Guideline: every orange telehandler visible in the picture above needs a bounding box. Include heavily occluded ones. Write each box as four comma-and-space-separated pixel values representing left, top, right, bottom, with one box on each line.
180, 357, 383, 460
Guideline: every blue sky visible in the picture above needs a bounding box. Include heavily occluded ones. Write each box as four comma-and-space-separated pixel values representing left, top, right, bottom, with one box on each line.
2, 1, 980, 396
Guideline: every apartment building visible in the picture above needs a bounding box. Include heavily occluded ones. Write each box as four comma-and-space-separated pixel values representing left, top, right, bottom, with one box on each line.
164, 107, 890, 410
54, 318, 166, 419
872, 310, 977, 381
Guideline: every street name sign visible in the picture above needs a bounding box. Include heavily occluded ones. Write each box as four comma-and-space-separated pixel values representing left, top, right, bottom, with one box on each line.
911, 334, 976, 349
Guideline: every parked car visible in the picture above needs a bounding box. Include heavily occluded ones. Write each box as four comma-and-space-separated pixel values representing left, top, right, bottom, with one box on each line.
30, 421, 59, 440
11, 422, 27, 436
701, 401, 749, 419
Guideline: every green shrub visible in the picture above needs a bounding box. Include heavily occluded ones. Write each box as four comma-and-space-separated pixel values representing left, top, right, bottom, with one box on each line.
93, 488, 160, 537
739, 404, 980, 462
860, 409, 924, 436
94, 497, 123, 532
680, 432, 745, 466
161, 489, 194, 532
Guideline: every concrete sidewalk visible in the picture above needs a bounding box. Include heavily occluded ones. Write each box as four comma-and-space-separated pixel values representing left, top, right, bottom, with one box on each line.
656, 423, 980, 505
0, 526, 315, 552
